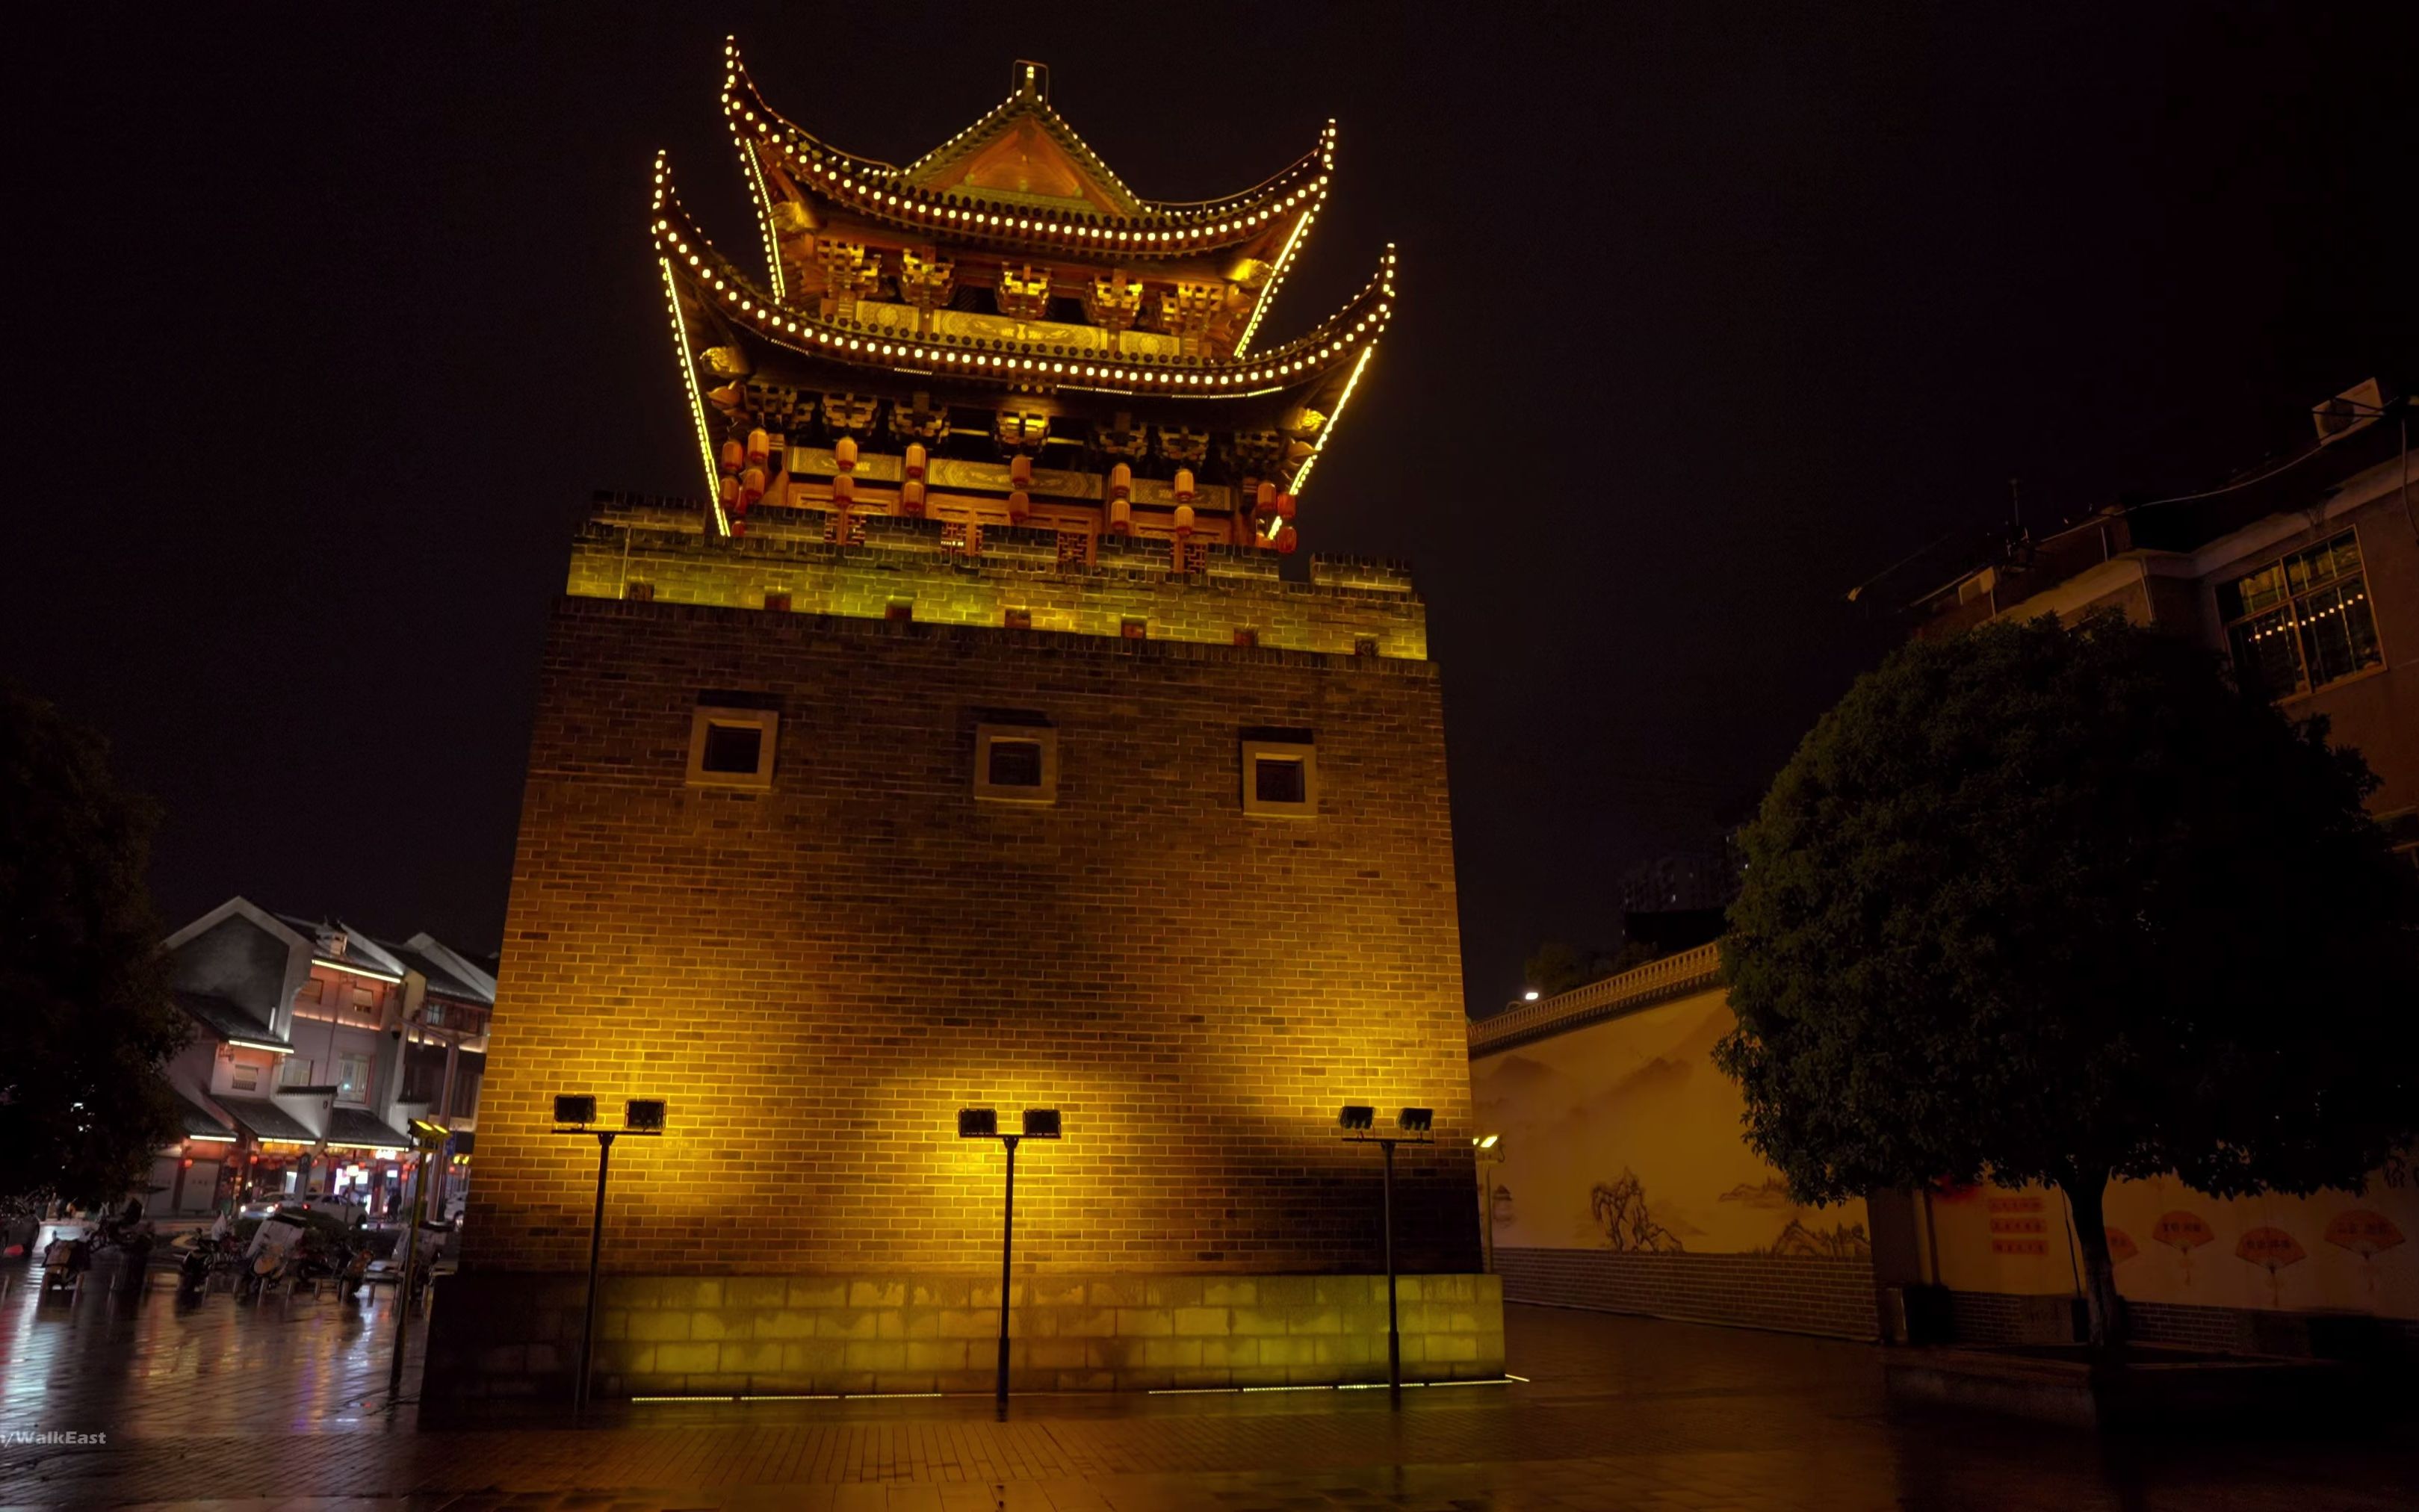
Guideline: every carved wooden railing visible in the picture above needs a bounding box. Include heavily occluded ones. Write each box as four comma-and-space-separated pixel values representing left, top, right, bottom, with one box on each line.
1467, 940, 1726, 1056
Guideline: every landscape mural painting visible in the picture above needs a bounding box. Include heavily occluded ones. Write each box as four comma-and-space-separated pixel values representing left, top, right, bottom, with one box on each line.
1474, 983, 2417, 1322
1470, 985, 1871, 1258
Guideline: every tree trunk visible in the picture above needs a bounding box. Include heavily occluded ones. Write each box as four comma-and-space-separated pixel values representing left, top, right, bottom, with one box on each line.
2060, 1171, 2128, 1354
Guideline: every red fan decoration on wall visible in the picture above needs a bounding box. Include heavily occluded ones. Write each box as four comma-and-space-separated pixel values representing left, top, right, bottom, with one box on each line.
2324, 1210, 2406, 1305
2235, 1226, 2305, 1305
2153, 1210, 2214, 1283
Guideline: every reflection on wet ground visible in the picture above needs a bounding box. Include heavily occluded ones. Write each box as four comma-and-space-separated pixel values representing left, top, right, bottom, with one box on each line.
2, 1226, 2414, 1511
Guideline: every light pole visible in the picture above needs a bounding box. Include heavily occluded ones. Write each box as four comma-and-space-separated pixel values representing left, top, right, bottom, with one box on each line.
386, 1117, 451, 1398
1473, 1134, 1504, 1276
958, 1106, 1060, 1415
552, 1094, 666, 1414
1339, 1105, 1434, 1405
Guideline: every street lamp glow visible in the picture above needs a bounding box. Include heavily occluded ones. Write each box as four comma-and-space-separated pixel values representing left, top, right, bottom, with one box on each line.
1474, 1133, 1499, 1150
1523, 990, 1540, 1002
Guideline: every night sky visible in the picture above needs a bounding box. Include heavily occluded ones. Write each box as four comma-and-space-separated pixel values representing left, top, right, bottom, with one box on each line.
7, 4, 2412, 1012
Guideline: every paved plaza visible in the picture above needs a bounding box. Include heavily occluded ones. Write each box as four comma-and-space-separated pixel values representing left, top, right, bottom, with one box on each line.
1, 1231, 2414, 1511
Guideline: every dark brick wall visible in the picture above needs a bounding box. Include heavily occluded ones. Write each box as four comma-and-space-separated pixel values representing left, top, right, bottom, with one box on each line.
462, 596, 1478, 1278
1494, 1248, 1878, 1340
1945, 1290, 2419, 1361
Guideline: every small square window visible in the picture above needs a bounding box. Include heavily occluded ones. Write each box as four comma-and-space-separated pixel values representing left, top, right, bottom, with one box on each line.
231, 1065, 258, 1093
764, 590, 792, 613
625, 580, 655, 603
687, 704, 778, 790
887, 601, 914, 623
1121, 618, 1147, 639
1354, 636, 1379, 657
975, 723, 1058, 805
1234, 628, 1259, 648
1242, 738, 1317, 818
701, 722, 762, 773
1004, 607, 1032, 630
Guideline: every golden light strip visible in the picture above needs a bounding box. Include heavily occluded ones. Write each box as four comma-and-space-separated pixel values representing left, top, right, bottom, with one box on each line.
1288, 341, 1378, 498
740, 140, 785, 303
661, 255, 730, 536
1234, 124, 1335, 356
312, 957, 403, 984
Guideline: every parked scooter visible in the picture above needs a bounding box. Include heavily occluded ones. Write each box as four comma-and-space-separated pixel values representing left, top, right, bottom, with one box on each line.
40, 1235, 91, 1297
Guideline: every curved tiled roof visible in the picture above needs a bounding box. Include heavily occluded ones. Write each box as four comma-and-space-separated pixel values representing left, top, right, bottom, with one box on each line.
722, 44, 1333, 256
653, 164, 1393, 403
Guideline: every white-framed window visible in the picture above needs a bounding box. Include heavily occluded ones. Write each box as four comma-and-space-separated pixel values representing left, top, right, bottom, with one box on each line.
279, 1057, 315, 1089
336, 1053, 372, 1106
2218, 529, 2385, 701
230, 1065, 259, 1093
1242, 737, 1317, 818
687, 701, 779, 791
974, 723, 1058, 805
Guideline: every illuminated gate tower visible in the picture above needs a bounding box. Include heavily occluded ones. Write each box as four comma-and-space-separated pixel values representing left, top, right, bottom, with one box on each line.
428, 42, 1499, 1404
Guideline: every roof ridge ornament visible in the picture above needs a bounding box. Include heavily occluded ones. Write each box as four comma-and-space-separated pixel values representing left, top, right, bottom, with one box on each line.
1015, 60, 1050, 102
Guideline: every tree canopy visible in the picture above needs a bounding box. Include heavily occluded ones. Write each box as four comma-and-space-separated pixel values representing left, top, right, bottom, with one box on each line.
0, 681, 187, 1213
1715, 612, 2419, 1343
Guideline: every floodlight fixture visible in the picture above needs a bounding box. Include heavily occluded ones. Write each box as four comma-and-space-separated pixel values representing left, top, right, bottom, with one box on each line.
955, 1101, 1065, 1411
1474, 1133, 1499, 1150
549, 1088, 670, 1413
1398, 1107, 1434, 1134
1338, 1104, 1375, 1132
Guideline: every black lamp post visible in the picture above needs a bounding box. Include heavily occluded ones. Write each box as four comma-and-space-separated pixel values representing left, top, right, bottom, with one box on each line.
959, 1106, 1060, 1414
1339, 1104, 1433, 1404
552, 1094, 666, 1413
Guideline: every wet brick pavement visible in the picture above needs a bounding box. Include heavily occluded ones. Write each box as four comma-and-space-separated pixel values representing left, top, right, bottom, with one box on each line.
3, 1225, 2415, 1511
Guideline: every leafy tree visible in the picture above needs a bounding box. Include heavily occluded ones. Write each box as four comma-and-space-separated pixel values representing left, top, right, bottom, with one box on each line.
1715, 613, 2419, 1348
0, 682, 187, 1215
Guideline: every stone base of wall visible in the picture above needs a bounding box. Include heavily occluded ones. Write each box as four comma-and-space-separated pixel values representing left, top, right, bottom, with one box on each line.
1495, 1248, 1877, 1339
425, 1271, 1505, 1402
1944, 1289, 2419, 1362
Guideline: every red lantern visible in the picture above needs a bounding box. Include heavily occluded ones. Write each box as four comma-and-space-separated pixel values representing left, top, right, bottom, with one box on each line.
1275, 524, 1298, 554
1256, 480, 1276, 510
1174, 504, 1195, 539
1173, 468, 1196, 503
830, 473, 855, 506
905, 442, 927, 480
1109, 462, 1131, 500
1274, 492, 1297, 518
834, 435, 858, 472
719, 437, 743, 476
719, 474, 740, 509
1108, 497, 1132, 535
1009, 454, 1033, 488
1008, 489, 1031, 523
746, 428, 770, 468
901, 479, 926, 515
740, 466, 766, 507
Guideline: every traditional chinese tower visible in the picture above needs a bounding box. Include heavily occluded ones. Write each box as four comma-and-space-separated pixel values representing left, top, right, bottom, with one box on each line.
430, 43, 1496, 1407
656, 47, 1390, 561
